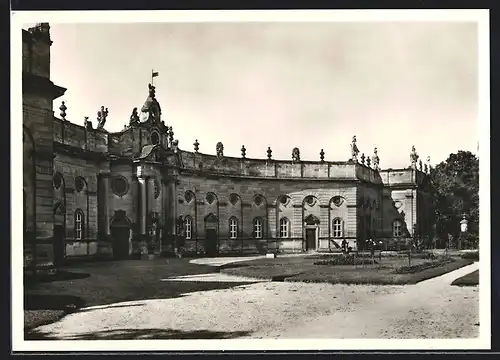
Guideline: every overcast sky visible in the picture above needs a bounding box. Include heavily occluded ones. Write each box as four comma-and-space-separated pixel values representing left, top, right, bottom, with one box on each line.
28, 21, 478, 168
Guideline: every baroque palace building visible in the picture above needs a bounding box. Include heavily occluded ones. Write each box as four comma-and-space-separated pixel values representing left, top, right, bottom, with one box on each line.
22, 24, 435, 270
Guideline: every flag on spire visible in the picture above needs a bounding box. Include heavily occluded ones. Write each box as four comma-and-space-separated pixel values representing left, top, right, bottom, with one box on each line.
152, 70, 159, 77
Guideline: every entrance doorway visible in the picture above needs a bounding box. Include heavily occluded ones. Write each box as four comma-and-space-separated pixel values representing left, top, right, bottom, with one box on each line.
205, 229, 218, 257
305, 228, 317, 251
205, 214, 218, 257
110, 216, 131, 260
53, 225, 65, 266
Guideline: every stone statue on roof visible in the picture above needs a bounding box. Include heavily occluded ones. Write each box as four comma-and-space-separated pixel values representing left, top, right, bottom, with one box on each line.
410, 145, 419, 168
129, 107, 139, 125
372, 147, 380, 170
216, 142, 224, 158
351, 135, 359, 162
140, 83, 162, 123
96, 106, 108, 130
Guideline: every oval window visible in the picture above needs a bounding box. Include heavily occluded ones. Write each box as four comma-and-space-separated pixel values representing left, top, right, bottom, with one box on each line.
151, 132, 160, 145
112, 176, 129, 197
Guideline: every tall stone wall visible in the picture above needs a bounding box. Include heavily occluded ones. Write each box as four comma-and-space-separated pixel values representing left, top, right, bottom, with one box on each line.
175, 174, 358, 254
22, 25, 66, 271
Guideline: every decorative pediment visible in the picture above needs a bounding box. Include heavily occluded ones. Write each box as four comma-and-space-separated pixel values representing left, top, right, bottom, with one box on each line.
304, 214, 320, 225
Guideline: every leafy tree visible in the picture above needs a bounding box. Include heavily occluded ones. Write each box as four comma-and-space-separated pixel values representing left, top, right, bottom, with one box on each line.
429, 151, 479, 244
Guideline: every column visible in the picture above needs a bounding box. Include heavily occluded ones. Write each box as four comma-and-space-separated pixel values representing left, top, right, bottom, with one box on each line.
98, 171, 111, 238
172, 178, 178, 236
138, 176, 147, 236
147, 177, 155, 214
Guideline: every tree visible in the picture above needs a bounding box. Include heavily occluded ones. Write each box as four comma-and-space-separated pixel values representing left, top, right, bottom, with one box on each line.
429, 151, 479, 244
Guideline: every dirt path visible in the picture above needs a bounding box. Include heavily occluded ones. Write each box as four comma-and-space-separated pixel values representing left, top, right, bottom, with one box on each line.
31, 263, 479, 340
258, 262, 479, 339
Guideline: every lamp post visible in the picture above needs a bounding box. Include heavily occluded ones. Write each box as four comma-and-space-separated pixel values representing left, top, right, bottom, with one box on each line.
460, 214, 468, 250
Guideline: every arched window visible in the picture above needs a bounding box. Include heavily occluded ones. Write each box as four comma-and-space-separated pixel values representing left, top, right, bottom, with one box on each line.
184, 216, 193, 240
279, 218, 289, 238
254, 218, 263, 239
151, 131, 160, 145
75, 209, 85, 240
393, 220, 403, 237
229, 217, 238, 239
332, 218, 343, 238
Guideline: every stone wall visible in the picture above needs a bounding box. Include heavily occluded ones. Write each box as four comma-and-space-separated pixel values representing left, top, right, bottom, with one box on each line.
22, 25, 66, 271
52, 153, 104, 257
175, 174, 359, 254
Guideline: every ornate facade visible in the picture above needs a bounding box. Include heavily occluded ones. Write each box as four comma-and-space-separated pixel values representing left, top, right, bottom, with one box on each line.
22, 24, 435, 270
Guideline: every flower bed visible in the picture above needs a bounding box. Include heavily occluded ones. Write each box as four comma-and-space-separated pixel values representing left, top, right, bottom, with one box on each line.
393, 257, 455, 274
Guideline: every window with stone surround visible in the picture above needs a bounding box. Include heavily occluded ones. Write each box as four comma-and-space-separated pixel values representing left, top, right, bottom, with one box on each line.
74, 176, 85, 193
254, 218, 263, 239
112, 176, 129, 197
151, 131, 160, 145
332, 196, 345, 207
184, 216, 193, 240
229, 217, 238, 239
206, 192, 216, 205
185, 191, 195, 204
332, 218, 343, 238
74, 209, 84, 240
229, 193, 240, 206
393, 220, 403, 237
254, 194, 264, 206
53, 173, 63, 190
279, 218, 290, 238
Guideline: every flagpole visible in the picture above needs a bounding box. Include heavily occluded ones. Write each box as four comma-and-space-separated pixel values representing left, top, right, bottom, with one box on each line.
151, 69, 154, 86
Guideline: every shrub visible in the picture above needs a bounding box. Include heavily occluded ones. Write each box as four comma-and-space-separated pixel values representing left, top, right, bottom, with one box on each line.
314, 255, 379, 266
461, 251, 479, 261
393, 257, 454, 274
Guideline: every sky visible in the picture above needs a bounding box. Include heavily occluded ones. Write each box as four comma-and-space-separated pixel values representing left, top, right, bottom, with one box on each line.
25, 21, 479, 168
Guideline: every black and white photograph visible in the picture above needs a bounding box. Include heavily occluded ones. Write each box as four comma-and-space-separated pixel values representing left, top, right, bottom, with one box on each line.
12, 10, 490, 352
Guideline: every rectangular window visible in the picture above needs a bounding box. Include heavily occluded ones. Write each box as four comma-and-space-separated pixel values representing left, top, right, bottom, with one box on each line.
393, 221, 402, 237
333, 219, 343, 238
230, 219, 238, 239
279, 219, 289, 238
75, 212, 82, 240
185, 218, 192, 240
254, 219, 262, 239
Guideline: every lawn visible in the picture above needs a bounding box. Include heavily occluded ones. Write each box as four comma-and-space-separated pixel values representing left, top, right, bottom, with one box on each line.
220, 254, 474, 285
451, 270, 479, 286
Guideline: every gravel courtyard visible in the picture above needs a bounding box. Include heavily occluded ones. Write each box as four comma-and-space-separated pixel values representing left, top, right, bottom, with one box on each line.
30, 261, 479, 340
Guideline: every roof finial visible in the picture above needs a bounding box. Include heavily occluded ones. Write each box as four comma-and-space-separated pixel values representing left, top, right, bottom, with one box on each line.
320, 149, 325, 162
292, 147, 300, 162
193, 139, 200, 153
59, 101, 67, 120
267, 147, 273, 161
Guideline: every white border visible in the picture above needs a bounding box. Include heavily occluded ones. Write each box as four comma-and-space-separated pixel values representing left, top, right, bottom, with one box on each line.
11, 9, 491, 352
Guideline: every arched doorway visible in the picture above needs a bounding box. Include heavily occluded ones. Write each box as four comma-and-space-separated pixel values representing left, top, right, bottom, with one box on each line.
110, 211, 132, 260
204, 214, 218, 257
